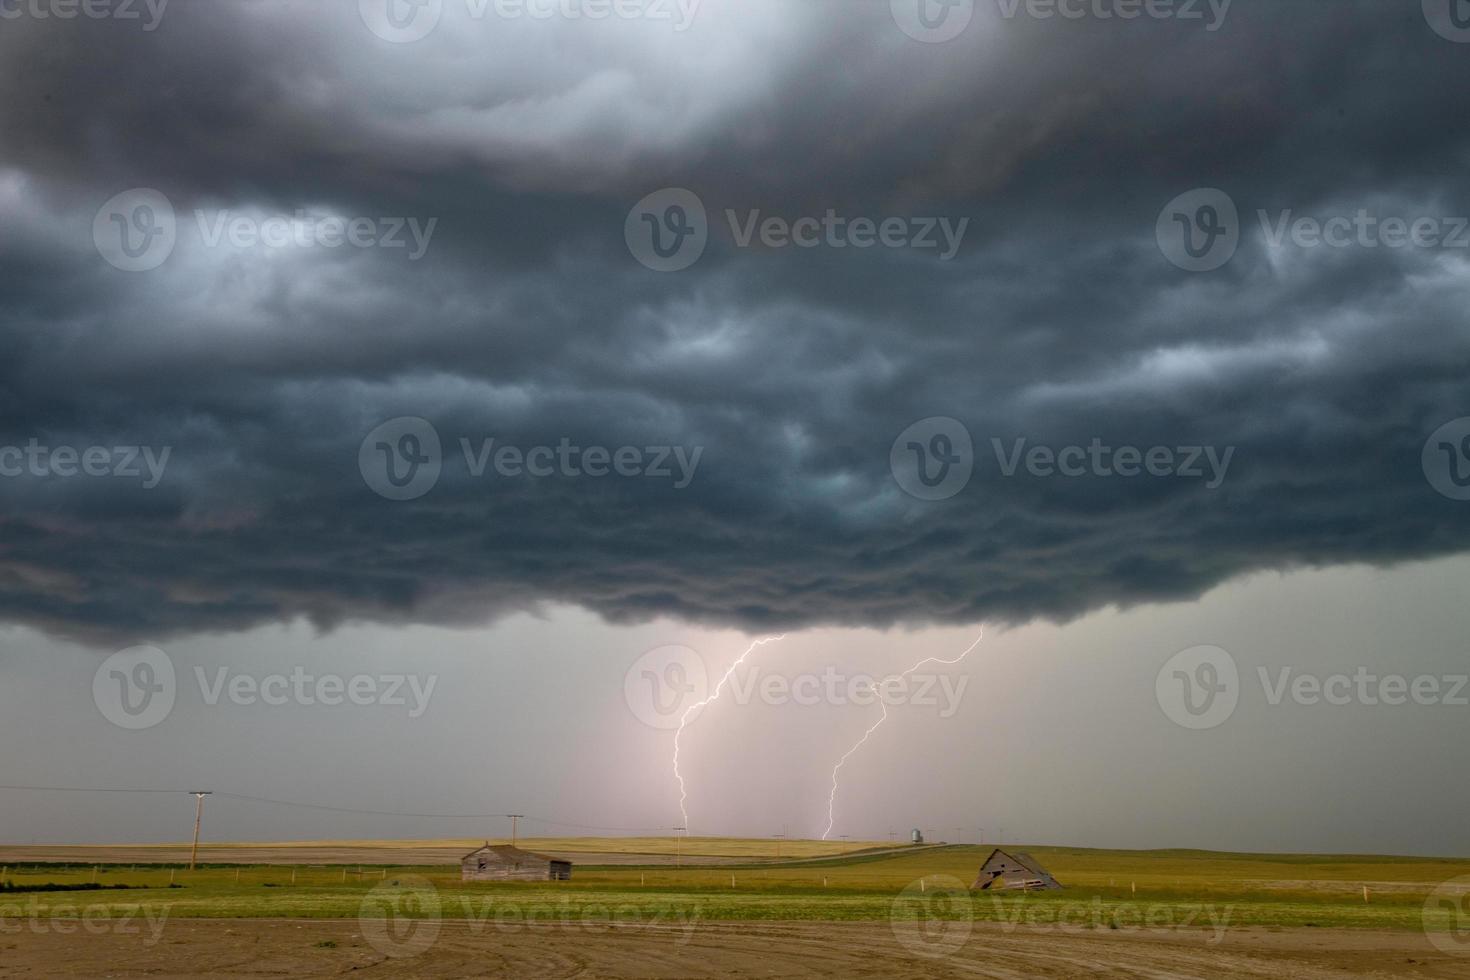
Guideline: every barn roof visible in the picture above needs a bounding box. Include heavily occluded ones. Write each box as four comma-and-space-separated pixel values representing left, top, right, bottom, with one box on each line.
460, 842, 567, 864
980, 848, 1054, 877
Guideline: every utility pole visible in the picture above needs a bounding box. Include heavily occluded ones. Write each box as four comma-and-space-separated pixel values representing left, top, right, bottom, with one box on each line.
188, 792, 212, 871
505, 815, 524, 847
672, 827, 685, 867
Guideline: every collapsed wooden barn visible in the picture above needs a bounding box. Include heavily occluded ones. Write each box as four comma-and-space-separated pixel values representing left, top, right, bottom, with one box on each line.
970, 848, 1063, 891
460, 843, 572, 882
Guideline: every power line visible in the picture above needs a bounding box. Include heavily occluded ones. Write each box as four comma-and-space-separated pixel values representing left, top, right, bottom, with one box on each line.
4, 785, 984, 839
220, 796, 670, 833
0, 785, 188, 794
214, 792, 514, 819
0, 784, 671, 834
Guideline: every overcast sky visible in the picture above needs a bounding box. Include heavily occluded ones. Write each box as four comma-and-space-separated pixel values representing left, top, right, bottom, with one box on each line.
1, 0, 1468, 855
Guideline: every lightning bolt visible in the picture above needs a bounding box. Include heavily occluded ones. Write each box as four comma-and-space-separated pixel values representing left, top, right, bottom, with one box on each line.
822, 629, 985, 841
672, 634, 787, 832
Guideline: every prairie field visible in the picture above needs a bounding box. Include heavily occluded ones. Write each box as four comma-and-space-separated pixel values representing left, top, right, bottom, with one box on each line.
3, 841, 1468, 927
4, 841, 1470, 977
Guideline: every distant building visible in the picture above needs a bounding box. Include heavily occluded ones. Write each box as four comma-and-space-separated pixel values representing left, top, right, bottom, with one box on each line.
911, 828, 924, 844
971, 848, 1062, 891
460, 843, 572, 882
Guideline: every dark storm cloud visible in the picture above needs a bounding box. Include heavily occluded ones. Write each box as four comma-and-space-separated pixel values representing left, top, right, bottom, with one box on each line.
0, 0, 1468, 642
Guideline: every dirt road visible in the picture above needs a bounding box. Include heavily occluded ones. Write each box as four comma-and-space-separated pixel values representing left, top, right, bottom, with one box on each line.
0, 919, 1462, 978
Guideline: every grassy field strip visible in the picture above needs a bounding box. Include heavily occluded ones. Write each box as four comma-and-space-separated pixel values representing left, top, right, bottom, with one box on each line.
4, 843, 1469, 933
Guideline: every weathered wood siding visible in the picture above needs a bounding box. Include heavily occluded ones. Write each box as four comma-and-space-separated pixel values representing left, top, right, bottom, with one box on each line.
459, 845, 574, 882
972, 849, 1063, 891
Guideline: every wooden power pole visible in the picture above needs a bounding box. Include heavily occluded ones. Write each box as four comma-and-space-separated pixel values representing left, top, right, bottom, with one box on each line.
505, 815, 524, 847
188, 792, 212, 871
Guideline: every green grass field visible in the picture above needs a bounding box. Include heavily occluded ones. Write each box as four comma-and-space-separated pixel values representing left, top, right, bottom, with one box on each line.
3, 842, 1468, 934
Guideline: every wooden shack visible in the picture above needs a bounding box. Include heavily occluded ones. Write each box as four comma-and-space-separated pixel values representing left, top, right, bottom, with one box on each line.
460, 843, 572, 882
970, 848, 1062, 891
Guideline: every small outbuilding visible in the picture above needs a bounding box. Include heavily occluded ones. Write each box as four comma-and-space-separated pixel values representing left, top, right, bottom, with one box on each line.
461, 843, 572, 882
971, 848, 1062, 891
